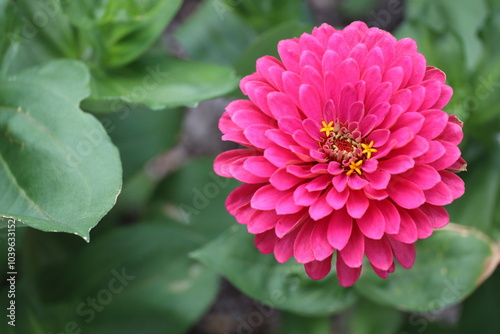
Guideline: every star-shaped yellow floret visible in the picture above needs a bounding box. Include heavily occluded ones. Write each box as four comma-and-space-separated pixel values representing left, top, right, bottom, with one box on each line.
346, 159, 363, 176
361, 140, 378, 159
319, 121, 335, 137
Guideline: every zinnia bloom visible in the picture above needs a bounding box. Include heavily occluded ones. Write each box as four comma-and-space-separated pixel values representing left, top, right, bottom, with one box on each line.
214, 21, 466, 287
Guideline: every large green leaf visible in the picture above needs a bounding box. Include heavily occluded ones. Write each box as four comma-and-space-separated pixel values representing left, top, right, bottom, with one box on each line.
355, 224, 499, 312
83, 55, 239, 112
0, 60, 122, 240
61, 0, 182, 68
192, 225, 358, 316
1, 223, 218, 334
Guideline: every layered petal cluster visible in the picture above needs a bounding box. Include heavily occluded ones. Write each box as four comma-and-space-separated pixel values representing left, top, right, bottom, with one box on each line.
214, 21, 466, 286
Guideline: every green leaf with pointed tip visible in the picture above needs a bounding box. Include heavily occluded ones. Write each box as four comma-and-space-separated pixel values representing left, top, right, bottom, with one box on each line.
0, 60, 122, 240
355, 225, 499, 312
83, 55, 239, 112
192, 225, 358, 316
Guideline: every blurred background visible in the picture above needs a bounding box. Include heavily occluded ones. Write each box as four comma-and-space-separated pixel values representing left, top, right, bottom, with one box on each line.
1, 0, 499, 333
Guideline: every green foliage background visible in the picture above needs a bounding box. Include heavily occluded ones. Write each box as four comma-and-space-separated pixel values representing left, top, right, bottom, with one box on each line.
0, 0, 499, 333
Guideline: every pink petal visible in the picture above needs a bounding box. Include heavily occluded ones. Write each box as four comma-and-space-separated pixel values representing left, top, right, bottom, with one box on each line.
333, 173, 349, 192
275, 211, 306, 237
390, 208, 418, 243
418, 109, 449, 139
339, 225, 365, 268
387, 237, 416, 269
378, 155, 415, 174
399, 164, 441, 190
299, 84, 322, 120
347, 174, 369, 190
386, 177, 426, 209
214, 149, 256, 177
231, 109, 274, 128
229, 158, 269, 183
365, 170, 391, 190
436, 122, 463, 145
420, 80, 442, 110
267, 92, 301, 119
419, 204, 449, 228
294, 183, 322, 206
336, 253, 362, 287
305, 256, 333, 280
306, 174, 334, 191
414, 140, 446, 164
276, 192, 303, 215
310, 218, 335, 260
346, 189, 370, 219
226, 183, 262, 215
251, 184, 286, 210
243, 156, 277, 178
264, 145, 302, 167
247, 210, 278, 233
432, 85, 453, 109
309, 192, 334, 220
357, 204, 385, 239
278, 39, 300, 73
274, 229, 298, 263
326, 187, 349, 210
270, 168, 304, 191
378, 200, 401, 234
423, 181, 453, 206
254, 230, 277, 254
294, 221, 316, 263
365, 236, 394, 271
244, 124, 274, 149
327, 208, 353, 250
440, 170, 465, 200
408, 208, 433, 239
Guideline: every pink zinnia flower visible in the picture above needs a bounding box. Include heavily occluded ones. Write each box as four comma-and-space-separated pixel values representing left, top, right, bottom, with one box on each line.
214, 21, 466, 287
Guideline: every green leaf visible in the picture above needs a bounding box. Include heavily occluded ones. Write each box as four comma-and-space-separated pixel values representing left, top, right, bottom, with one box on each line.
0, 60, 122, 240
192, 225, 358, 316
3, 223, 218, 334
174, 0, 257, 66
348, 298, 403, 334
150, 157, 241, 240
355, 224, 499, 312
277, 312, 332, 334
235, 21, 312, 77
83, 55, 239, 112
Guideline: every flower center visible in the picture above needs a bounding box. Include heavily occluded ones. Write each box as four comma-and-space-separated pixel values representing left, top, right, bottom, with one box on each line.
319, 121, 377, 175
